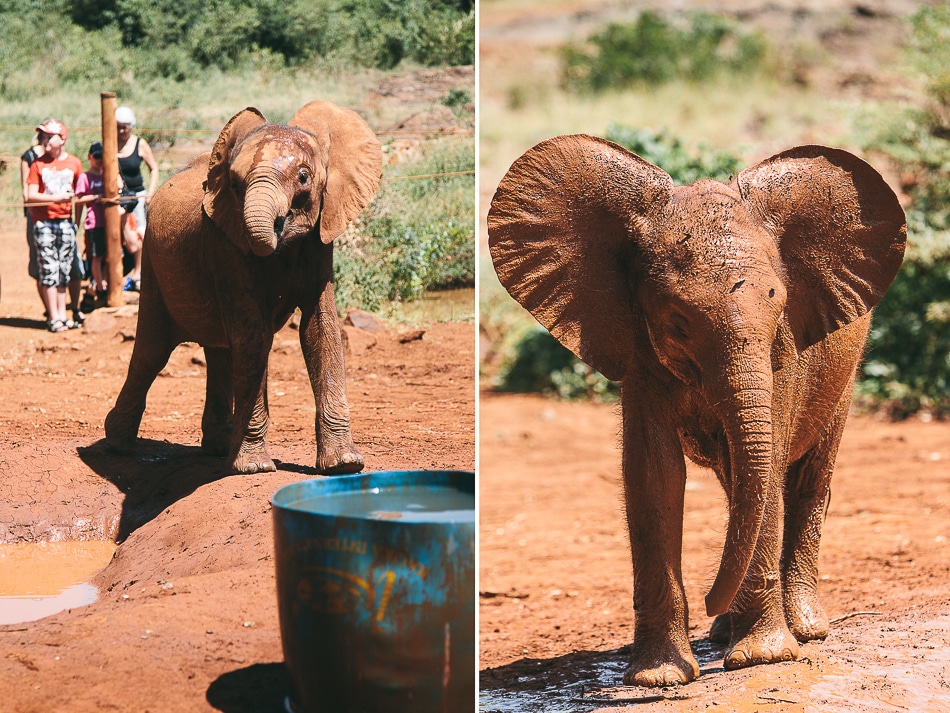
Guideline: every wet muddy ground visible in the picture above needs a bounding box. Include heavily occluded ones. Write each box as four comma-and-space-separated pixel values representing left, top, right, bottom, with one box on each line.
479, 393, 950, 712
0, 214, 474, 712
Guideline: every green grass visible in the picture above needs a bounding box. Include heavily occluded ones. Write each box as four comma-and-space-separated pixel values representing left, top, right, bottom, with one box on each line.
335, 135, 475, 314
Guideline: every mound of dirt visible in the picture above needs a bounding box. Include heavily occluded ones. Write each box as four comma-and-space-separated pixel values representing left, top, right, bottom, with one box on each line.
0, 258, 473, 712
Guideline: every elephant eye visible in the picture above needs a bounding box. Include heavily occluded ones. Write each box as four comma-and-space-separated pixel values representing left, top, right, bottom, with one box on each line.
670, 312, 690, 342
298, 169, 309, 185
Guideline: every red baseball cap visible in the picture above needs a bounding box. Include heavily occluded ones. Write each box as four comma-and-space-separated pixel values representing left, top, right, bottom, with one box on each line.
36, 118, 68, 141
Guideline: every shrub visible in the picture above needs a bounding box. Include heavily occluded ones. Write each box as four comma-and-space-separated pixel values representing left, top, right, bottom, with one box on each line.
495, 328, 620, 401
66, 0, 473, 72
561, 10, 767, 93
605, 125, 741, 184
855, 3, 950, 416
334, 137, 474, 313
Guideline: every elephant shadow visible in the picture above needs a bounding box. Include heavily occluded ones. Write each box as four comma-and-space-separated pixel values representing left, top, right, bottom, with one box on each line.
0, 316, 46, 330
479, 638, 727, 708
206, 662, 290, 713
79, 439, 324, 541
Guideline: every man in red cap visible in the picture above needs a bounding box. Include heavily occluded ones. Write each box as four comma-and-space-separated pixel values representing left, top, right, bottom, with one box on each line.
25, 118, 84, 332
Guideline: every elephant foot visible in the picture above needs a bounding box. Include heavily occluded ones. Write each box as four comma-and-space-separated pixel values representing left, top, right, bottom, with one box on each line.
229, 441, 277, 475
784, 586, 830, 642
724, 611, 799, 671
317, 441, 364, 475
623, 639, 699, 687
104, 407, 141, 454
709, 613, 732, 645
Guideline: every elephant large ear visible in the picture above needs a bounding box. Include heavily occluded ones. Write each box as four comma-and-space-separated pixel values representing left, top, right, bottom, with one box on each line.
290, 101, 382, 244
488, 135, 674, 381
203, 107, 268, 253
737, 145, 906, 353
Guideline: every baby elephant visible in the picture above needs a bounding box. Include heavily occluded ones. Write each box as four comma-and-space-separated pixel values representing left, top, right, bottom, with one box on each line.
106, 102, 381, 475
488, 136, 906, 685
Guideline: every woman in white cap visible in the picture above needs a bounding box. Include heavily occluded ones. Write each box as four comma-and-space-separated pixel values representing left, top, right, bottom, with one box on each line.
116, 105, 158, 291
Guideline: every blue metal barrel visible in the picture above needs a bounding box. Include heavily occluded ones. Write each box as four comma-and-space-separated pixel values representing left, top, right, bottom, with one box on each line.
272, 470, 475, 713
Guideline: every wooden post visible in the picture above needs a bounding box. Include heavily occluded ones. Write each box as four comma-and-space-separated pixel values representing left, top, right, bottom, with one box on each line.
101, 92, 123, 307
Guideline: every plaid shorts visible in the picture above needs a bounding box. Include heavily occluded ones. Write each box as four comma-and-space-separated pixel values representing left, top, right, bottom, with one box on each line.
33, 219, 78, 288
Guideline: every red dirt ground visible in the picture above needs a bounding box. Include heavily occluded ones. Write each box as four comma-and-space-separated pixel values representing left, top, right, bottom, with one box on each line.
0, 215, 474, 711
479, 393, 950, 712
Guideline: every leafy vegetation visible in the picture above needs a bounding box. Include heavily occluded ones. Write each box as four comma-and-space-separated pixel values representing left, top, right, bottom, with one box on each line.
0, 0, 473, 99
855, 3, 950, 416
70, 0, 475, 71
334, 137, 474, 314
560, 10, 767, 93
605, 125, 741, 184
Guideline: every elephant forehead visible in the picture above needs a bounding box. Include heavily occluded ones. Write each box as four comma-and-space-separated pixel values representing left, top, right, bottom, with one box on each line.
233, 131, 315, 174
644, 195, 781, 288
656, 188, 771, 253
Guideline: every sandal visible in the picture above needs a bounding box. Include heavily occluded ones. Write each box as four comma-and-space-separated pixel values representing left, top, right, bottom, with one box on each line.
47, 319, 67, 333
71, 309, 85, 327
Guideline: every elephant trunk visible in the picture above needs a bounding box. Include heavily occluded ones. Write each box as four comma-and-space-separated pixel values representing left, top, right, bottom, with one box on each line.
244, 174, 289, 257
704, 359, 774, 617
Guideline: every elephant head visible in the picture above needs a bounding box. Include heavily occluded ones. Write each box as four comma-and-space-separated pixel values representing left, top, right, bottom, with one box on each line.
203, 102, 382, 256
487, 135, 906, 616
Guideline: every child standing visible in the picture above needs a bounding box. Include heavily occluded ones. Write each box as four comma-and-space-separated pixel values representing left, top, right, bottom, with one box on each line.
75, 141, 108, 303
26, 118, 83, 332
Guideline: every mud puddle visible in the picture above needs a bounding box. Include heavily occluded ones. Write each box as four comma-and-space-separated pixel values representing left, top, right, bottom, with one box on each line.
479, 639, 723, 713
0, 540, 116, 624
480, 615, 950, 712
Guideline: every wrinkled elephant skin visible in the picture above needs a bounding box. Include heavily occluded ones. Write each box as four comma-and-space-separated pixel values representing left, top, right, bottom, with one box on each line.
105, 102, 382, 476
488, 136, 906, 685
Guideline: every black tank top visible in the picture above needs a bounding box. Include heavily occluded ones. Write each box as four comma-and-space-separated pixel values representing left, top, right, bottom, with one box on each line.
118, 138, 145, 193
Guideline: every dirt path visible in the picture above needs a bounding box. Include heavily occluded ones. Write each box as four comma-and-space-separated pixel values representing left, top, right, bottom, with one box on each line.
0, 212, 474, 712
478, 393, 950, 711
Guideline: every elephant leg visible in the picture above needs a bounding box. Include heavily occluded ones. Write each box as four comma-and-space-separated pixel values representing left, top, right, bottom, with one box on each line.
780, 399, 849, 642
201, 346, 233, 457
300, 243, 363, 475
620, 391, 698, 686
708, 612, 732, 645
105, 258, 177, 453
227, 337, 275, 475
722, 453, 799, 670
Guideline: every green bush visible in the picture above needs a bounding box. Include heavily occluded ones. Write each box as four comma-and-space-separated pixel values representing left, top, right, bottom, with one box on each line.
495, 328, 620, 401
605, 125, 741, 184
855, 3, 950, 416
66, 0, 473, 72
334, 137, 474, 313
561, 10, 767, 93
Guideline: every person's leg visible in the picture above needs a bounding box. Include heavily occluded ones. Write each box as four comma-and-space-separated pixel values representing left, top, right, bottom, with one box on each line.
64, 222, 83, 326
121, 212, 143, 289
34, 221, 60, 326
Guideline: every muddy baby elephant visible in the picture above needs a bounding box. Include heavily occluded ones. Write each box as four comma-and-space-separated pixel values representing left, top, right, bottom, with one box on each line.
488, 136, 906, 685
106, 102, 381, 475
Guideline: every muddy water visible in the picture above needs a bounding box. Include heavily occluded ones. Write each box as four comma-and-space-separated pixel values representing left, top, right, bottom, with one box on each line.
0, 540, 116, 624
480, 618, 950, 712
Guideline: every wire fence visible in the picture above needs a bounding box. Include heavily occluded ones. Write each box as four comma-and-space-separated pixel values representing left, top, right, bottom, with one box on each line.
0, 121, 474, 210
